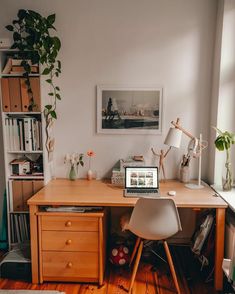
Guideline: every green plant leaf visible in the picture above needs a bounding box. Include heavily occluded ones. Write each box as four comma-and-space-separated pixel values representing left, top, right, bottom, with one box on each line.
53, 37, 61, 51
47, 14, 56, 24
42, 67, 51, 75
57, 60, 61, 69
17, 9, 27, 20
56, 93, 61, 100
50, 110, 57, 119
48, 92, 54, 96
5, 25, 14, 31
55, 86, 60, 91
45, 104, 52, 110
45, 79, 52, 84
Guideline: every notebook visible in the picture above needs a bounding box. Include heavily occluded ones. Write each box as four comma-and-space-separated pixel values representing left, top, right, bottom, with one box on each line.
123, 166, 160, 197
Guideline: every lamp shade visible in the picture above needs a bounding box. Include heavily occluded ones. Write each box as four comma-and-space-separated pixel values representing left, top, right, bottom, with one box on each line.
164, 127, 182, 148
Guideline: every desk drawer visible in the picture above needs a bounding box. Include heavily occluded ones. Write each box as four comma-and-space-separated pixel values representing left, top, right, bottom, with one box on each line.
41, 215, 98, 231
41, 231, 98, 252
42, 251, 98, 280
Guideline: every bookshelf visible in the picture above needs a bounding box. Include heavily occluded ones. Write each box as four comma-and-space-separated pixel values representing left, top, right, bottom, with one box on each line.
0, 49, 51, 253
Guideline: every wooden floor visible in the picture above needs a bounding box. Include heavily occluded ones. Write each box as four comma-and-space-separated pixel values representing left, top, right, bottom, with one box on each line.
0, 246, 232, 294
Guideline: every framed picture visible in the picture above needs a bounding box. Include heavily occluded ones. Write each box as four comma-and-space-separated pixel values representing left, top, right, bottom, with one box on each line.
97, 85, 163, 134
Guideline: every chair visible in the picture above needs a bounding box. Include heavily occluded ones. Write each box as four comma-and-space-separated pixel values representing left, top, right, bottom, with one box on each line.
126, 198, 182, 294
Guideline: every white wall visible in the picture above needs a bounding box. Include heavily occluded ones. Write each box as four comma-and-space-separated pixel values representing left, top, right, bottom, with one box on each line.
209, 0, 235, 185
0, 0, 217, 180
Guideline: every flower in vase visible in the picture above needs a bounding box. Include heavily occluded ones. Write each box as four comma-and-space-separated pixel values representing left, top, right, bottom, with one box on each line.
87, 150, 95, 180
64, 152, 84, 180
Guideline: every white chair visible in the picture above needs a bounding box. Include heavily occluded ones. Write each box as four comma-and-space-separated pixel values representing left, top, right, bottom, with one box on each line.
126, 198, 182, 294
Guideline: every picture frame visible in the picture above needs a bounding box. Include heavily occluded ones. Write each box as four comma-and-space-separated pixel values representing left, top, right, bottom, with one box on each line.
97, 85, 163, 134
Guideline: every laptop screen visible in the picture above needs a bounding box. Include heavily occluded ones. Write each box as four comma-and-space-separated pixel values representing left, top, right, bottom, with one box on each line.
125, 167, 159, 189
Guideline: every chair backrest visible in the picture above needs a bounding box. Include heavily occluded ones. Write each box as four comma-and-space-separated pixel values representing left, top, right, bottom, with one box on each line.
127, 198, 182, 240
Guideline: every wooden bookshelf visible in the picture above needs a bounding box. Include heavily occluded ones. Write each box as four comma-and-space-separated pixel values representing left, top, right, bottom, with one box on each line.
0, 49, 51, 250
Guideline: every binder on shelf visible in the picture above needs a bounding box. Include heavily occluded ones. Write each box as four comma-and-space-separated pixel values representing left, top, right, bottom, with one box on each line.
22, 180, 33, 211
23, 118, 33, 151
11, 65, 39, 74
9, 78, 22, 112
20, 78, 30, 112
1, 78, 10, 111
12, 180, 23, 211
12, 118, 20, 151
5, 118, 10, 150
20, 78, 41, 112
30, 78, 41, 112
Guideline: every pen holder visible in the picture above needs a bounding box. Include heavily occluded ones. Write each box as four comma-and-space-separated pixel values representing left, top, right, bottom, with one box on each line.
180, 166, 190, 183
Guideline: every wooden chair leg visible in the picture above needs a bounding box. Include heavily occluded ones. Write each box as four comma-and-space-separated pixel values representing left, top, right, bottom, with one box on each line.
128, 240, 144, 294
129, 237, 141, 267
163, 241, 181, 294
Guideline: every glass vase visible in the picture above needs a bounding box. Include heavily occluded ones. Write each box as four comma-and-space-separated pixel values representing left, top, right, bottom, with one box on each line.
222, 150, 232, 191
69, 164, 77, 181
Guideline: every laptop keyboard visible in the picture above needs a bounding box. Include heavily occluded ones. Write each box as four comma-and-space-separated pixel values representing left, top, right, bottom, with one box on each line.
127, 189, 158, 194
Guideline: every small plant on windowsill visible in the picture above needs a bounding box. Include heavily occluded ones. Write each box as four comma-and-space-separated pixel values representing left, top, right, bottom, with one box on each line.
214, 127, 235, 191
6, 9, 62, 156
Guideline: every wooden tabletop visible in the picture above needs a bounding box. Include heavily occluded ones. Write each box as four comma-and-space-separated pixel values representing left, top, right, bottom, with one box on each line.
27, 179, 228, 208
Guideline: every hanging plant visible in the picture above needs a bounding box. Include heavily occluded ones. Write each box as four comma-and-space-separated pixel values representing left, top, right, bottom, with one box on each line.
6, 9, 62, 154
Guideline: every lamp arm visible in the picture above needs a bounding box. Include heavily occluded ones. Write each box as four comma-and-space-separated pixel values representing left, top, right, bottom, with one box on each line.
171, 120, 195, 140
164, 146, 171, 158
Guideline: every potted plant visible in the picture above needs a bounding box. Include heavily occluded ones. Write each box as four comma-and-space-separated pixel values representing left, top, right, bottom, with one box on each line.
6, 9, 62, 155
214, 128, 235, 190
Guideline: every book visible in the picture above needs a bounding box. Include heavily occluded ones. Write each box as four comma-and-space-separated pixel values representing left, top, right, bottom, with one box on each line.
23, 118, 33, 151
11, 65, 39, 73
1, 78, 10, 111
2, 58, 12, 74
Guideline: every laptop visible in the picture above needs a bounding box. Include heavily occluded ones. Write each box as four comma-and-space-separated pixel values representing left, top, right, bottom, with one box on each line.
124, 166, 160, 197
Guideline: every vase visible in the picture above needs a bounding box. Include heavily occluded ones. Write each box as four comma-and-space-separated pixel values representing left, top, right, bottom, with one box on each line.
179, 166, 190, 183
87, 169, 93, 181
222, 161, 232, 191
69, 164, 77, 181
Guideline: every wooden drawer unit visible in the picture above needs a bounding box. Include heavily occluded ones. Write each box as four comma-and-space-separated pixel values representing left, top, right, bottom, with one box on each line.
41, 231, 98, 252
37, 210, 107, 284
41, 215, 98, 231
42, 251, 99, 282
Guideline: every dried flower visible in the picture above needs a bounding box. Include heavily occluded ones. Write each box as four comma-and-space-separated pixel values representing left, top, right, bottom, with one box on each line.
64, 153, 84, 167
87, 150, 95, 169
87, 150, 95, 157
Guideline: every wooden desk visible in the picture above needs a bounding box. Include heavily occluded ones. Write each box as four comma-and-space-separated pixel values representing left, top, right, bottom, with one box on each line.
28, 179, 228, 290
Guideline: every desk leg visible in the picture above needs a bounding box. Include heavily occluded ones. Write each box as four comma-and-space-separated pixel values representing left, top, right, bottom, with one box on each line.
29, 205, 39, 284
215, 208, 225, 291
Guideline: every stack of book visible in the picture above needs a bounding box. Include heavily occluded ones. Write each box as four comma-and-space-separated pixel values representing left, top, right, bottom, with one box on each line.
10, 213, 30, 244
5, 117, 42, 151
2, 58, 39, 74
111, 156, 145, 186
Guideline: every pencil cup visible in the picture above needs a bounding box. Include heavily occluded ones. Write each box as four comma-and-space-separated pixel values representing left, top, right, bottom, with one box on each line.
180, 166, 190, 183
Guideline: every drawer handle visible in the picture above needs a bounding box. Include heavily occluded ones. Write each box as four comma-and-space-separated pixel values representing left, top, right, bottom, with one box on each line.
65, 221, 72, 227
66, 239, 72, 245
67, 262, 73, 268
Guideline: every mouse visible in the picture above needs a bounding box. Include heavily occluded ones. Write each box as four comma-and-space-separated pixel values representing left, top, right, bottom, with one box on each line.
168, 190, 176, 196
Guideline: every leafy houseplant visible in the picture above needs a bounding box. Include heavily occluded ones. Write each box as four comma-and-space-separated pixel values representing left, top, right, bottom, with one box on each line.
6, 9, 61, 153
214, 128, 235, 190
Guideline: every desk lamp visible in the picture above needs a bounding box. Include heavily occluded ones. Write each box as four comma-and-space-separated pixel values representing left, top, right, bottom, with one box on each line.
168, 118, 208, 189
152, 118, 182, 180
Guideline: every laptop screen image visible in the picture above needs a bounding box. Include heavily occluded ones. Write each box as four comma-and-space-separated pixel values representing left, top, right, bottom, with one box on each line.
125, 167, 159, 190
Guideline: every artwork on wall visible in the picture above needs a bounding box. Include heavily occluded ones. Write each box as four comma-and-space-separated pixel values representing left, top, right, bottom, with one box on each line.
97, 85, 163, 134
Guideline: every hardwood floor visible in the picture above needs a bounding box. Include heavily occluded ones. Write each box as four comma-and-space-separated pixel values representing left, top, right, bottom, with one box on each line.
0, 246, 230, 293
